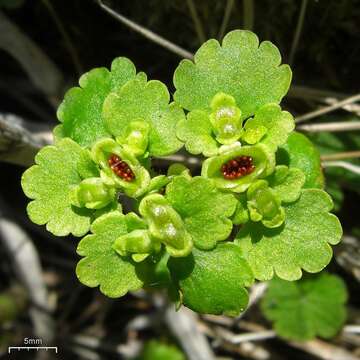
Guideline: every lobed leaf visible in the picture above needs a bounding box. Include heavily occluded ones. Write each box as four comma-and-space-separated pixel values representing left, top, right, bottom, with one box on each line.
174, 30, 292, 119
176, 110, 218, 157
261, 273, 347, 341
169, 243, 254, 316
57, 57, 138, 147
104, 76, 184, 156
76, 212, 143, 297
266, 165, 305, 203
21, 138, 93, 236
165, 176, 237, 249
242, 103, 294, 152
235, 189, 342, 281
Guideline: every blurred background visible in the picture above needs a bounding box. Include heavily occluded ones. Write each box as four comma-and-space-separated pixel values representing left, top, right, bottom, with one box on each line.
0, 1, 360, 359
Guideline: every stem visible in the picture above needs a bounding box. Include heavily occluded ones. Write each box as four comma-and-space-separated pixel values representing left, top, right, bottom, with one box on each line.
95, 0, 193, 59
186, 0, 206, 44
41, 0, 83, 75
295, 93, 360, 123
218, 0, 234, 40
297, 121, 360, 132
322, 161, 360, 175
0, 113, 52, 167
320, 151, 360, 161
243, 0, 254, 31
289, 0, 308, 66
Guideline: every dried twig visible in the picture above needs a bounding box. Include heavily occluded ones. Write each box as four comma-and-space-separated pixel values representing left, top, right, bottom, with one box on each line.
296, 93, 360, 123
335, 235, 360, 281
289, 339, 359, 360
95, 0, 193, 60
0, 215, 55, 343
216, 327, 276, 344
165, 305, 216, 360
236, 282, 268, 321
0, 113, 52, 166
320, 151, 360, 161
322, 161, 360, 175
297, 121, 360, 132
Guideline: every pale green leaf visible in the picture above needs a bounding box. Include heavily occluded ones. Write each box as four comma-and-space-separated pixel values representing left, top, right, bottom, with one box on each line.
174, 30, 291, 119
266, 165, 305, 203
242, 103, 294, 152
76, 212, 143, 297
57, 57, 137, 147
235, 189, 342, 281
165, 176, 237, 249
21, 139, 93, 236
176, 110, 218, 157
104, 76, 184, 156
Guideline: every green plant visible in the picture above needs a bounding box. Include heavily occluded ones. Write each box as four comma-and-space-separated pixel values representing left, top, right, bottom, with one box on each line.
21, 30, 342, 316
137, 340, 185, 360
261, 273, 348, 341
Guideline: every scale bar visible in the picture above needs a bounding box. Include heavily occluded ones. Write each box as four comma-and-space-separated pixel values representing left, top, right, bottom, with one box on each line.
8, 346, 58, 354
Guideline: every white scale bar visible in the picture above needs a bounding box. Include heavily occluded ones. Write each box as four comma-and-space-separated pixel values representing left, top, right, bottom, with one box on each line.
8, 346, 58, 354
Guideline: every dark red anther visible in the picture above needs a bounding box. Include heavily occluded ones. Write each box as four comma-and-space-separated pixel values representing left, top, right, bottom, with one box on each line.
108, 154, 135, 182
221, 156, 255, 180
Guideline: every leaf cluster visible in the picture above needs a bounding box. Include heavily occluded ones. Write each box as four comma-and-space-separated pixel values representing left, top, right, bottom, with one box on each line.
21, 30, 342, 317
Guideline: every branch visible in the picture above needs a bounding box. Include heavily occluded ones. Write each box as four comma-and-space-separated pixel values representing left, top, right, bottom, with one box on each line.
0, 113, 52, 166
289, 339, 359, 360
320, 151, 360, 161
235, 282, 268, 321
164, 305, 216, 360
0, 214, 55, 343
298, 121, 360, 132
95, 0, 193, 60
295, 93, 360, 123
322, 161, 360, 175
0, 11, 64, 104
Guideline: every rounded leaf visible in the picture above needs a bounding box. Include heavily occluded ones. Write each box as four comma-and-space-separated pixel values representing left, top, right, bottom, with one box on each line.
169, 244, 254, 316
174, 30, 292, 118
21, 139, 94, 236
104, 76, 184, 156
261, 273, 348, 341
76, 212, 143, 297
236, 189, 342, 281
165, 176, 237, 249
57, 57, 137, 147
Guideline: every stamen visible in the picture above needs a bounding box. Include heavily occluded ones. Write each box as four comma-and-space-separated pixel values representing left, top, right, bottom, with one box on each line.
108, 154, 135, 182
221, 156, 255, 180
